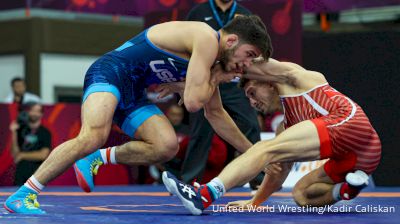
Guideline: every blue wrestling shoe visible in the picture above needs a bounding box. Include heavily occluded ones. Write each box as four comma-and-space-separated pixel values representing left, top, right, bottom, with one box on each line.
74, 151, 103, 192
4, 185, 45, 214
162, 171, 214, 215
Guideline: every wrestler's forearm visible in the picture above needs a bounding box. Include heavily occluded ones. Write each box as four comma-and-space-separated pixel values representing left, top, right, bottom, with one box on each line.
205, 108, 252, 153
203, 88, 252, 153
184, 63, 234, 112
252, 164, 292, 205
252, 127, 291, 205
251, 175, 280, 206
184, 80, 217, 112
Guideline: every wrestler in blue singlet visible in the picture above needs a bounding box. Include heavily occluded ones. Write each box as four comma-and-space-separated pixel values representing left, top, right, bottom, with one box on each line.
83, 29, 203, 137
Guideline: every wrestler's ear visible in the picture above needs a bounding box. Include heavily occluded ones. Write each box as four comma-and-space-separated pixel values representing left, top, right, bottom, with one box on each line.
225, 34, 239, 48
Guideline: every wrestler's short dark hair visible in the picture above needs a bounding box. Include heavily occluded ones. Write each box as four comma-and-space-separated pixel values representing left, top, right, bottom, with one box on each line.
238, 77, 251, 89
222, 15, 273, 60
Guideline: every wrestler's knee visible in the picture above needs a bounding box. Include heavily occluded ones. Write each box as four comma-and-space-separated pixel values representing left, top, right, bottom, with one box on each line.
149, 132, 179, 163
75, 126, 109, 156
158, 138, 179, 163
292, 185, 309, 207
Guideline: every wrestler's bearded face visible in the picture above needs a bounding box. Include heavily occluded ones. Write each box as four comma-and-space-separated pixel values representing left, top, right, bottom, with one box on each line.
219, 45, 237, 72
219, 43, 260, 73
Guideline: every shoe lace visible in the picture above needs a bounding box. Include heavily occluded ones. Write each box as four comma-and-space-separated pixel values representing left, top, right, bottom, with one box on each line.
182, 182, 209, 203
23, 193, 40, 209
90, 158, 103, 176
179, 183, 197, 199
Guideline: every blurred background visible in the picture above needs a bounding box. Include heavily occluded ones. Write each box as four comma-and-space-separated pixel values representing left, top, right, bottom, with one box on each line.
0, 0, 399, 187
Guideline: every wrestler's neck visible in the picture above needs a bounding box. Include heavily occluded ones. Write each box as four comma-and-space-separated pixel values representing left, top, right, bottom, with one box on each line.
215, 31, 224, 61
215, 0, 234, 12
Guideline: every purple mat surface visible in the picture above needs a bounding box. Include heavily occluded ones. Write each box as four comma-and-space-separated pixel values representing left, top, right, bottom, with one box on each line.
1, 186, 399, 224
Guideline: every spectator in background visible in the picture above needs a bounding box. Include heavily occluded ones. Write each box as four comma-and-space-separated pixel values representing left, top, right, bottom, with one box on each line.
165, 104, 190, 137
181, 0, 261, 186
9, 102, 51, 185
4, 77, 41, 105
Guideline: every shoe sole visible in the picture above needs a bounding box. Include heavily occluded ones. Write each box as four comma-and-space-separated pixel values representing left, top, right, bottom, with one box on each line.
73, 164, 92, 193
162, 172, 202, 215
3, 203, 46, 214
346, 170, 369, 187
4, 204, 15, 213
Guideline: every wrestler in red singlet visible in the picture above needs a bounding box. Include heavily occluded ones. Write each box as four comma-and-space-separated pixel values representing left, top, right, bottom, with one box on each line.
280, 83, 381, 182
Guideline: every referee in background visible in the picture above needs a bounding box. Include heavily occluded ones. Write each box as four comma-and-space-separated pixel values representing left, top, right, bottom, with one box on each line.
181, 0, 262, 188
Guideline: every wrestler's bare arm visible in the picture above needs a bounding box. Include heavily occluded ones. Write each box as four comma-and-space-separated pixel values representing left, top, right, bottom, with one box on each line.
183, 29, 220, 112
244, 59, 298, 85
204, 88, 253, 153
263, 59, 328, 86
244, 59, 327, 89
251, 162, 293, 206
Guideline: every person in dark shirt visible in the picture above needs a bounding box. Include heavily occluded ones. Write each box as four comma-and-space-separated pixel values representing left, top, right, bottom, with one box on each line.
186, 0, 251, 30
10, 102, 51, 186
181, 0, 261, 185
